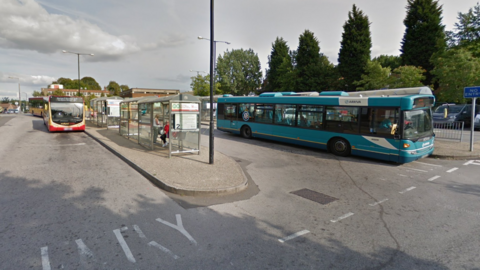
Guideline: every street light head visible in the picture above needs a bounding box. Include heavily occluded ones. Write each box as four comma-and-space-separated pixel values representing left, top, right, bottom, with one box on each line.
90, 53, 94, 56
198, 36, 203, 40
62, 50, 67, 53
226, 42, 231, 45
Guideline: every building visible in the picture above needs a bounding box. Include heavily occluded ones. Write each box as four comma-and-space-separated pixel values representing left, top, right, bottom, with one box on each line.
0, 103, 18, 113
41, 88, 109, 98
119, 88, 180, 98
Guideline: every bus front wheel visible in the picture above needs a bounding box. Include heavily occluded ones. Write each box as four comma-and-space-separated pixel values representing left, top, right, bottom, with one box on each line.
241, 126, 252, 139
329, 138, 350, 157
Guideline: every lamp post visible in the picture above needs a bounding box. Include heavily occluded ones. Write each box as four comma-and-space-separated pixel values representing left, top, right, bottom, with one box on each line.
8, 76, 20, 113
62, 50, 94, 95
198, 35, 230, 164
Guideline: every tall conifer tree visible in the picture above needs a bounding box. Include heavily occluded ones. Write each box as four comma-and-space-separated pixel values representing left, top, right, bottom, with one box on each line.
265, 37, 291, 92
400, 0, 446, 87
337, 4, 372, 92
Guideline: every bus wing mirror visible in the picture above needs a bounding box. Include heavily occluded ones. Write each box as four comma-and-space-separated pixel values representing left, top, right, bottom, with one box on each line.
391, 124, 398, 135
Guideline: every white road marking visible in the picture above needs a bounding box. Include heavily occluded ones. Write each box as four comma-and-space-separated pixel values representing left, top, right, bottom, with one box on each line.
148, 241, 180, 259
369, 198, 389, 206
278, 230, 310, 243
428, 176, 441, 182
464, 160, 480, 166
156, 214, 197, 245
446, 167, 458, 173
113, 229, 136, 263
133, 225, 146, 239
330, 212, 354, 223
399, 186, 416, 194
405, 168, 429, 173
57, 143, 86, 146
41, 246, 51, 270
413, 161, 442, 167
75, 239, 94, 268
397, 174, 408, 177
120, 226, 128, 232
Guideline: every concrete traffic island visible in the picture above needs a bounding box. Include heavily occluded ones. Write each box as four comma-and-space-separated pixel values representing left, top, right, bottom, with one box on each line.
85, 125, 248, 196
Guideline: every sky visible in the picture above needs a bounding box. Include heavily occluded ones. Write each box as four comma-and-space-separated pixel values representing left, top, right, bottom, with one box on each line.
0, 0, 479, 100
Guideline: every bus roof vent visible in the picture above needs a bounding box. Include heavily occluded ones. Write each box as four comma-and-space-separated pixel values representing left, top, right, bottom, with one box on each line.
319, 91, 349, 96
279, 92, 297, 96
285, 91, 320, 96
259, 92, 283, 97
347, 87, 433, 97
223, 94, 233, 97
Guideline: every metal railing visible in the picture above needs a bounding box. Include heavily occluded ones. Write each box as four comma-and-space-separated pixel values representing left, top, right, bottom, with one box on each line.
433, 121, 464, 142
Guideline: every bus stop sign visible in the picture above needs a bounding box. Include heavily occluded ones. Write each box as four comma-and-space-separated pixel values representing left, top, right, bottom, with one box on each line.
464, 86, 480, 98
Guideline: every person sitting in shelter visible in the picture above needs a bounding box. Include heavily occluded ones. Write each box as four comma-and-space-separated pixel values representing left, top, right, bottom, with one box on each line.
161, 120, 170, 147
153, 114, 161, 144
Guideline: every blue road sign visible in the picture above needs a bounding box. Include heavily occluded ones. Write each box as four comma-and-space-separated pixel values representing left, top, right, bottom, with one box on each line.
464, 86, 480, 98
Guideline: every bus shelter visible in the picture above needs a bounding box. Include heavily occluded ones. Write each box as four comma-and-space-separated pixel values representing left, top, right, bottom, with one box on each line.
89, 98, 98, 121
119, 96, 157, 140
93, 96, 123, 128
138, 94, 201, 157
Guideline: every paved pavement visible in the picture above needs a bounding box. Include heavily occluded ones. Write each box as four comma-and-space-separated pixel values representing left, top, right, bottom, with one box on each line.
85, 122, 480, 196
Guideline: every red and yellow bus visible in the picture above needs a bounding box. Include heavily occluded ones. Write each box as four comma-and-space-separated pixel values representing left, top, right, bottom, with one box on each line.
43, 96, 85, 132
28, 97, 49, 117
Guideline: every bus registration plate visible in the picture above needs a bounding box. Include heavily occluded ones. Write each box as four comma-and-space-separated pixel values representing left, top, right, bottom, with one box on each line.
64, 127, 73, 131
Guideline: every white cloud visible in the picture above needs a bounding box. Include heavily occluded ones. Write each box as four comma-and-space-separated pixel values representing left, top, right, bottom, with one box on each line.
0, 0, 187, 61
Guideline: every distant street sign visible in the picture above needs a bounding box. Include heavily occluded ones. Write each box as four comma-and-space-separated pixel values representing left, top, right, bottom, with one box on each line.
464, 86, 480, 98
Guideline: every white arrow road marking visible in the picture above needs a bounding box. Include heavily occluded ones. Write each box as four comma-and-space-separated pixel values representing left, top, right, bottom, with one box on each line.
156, 214, 197, 245
148, 241, 180, 259
278, 230, 310, 243
41, 246, 51, 270
113, 228, 136, 263
464, 160, 480, 166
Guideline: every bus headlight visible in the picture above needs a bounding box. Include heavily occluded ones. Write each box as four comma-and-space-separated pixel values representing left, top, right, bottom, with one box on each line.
403, 143, 410, 148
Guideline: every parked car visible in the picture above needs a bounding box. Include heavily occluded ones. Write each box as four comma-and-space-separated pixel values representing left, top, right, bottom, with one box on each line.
433, 104, 480, 127
7, 109, 15, 114
474, 113, 480, 130
14, 109, 19, 113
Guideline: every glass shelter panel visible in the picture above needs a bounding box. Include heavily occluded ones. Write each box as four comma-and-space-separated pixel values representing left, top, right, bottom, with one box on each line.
120, 102, 128, 136
128, 102, 139, 138
138, 103, 153, 149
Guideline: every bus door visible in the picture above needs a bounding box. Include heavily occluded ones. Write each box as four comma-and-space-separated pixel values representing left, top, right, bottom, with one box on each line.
224, 104, 237, 129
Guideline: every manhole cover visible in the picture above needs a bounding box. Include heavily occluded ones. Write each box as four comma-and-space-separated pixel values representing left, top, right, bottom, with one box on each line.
291, 188, 338, 205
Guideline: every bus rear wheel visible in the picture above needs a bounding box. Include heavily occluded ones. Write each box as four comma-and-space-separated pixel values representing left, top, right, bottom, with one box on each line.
329, 138, 350, 157
241, 126, 252, 139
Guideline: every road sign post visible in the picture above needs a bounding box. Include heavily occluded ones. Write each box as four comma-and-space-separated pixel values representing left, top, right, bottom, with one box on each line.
464, 86, 480, 151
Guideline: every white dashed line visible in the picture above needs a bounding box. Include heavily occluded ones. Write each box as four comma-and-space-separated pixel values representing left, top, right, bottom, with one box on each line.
41, 247, 51, 270
398, 174, 408, 177
113, 229, 136, 263
446, 168, 458, 173
369, 198, 389, 206
278, 230, 310, 243
133, 225, 146, 239
399, 186, 416, 194
331, 212, 354, 223
428, 176, 441, 182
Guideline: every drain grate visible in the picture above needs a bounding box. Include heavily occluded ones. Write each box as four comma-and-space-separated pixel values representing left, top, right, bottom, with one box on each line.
291, 188, 338, 205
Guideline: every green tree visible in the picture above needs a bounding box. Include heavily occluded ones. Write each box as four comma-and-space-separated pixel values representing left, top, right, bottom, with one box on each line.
372, 55, 402, 70
216, 48, 262, 96
120, 85, 129, 92
338, 4, 372, 91
190, 74, 220, 96
400, 0, 446, 87
81, 77, 101, 90
447, 3, 480, 57
52, 89, 64, 96
388, 66, 426, 88
107, 81, 121, 96
431, 47, 480, 103
1, 97, 10, 103
32, 91, 43, 97
354, 61, 391, 90
265, 37, 292, 92
295, 30, 337, 92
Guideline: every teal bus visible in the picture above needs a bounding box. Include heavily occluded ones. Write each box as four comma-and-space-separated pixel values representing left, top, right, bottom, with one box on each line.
216, 87, 435, 163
